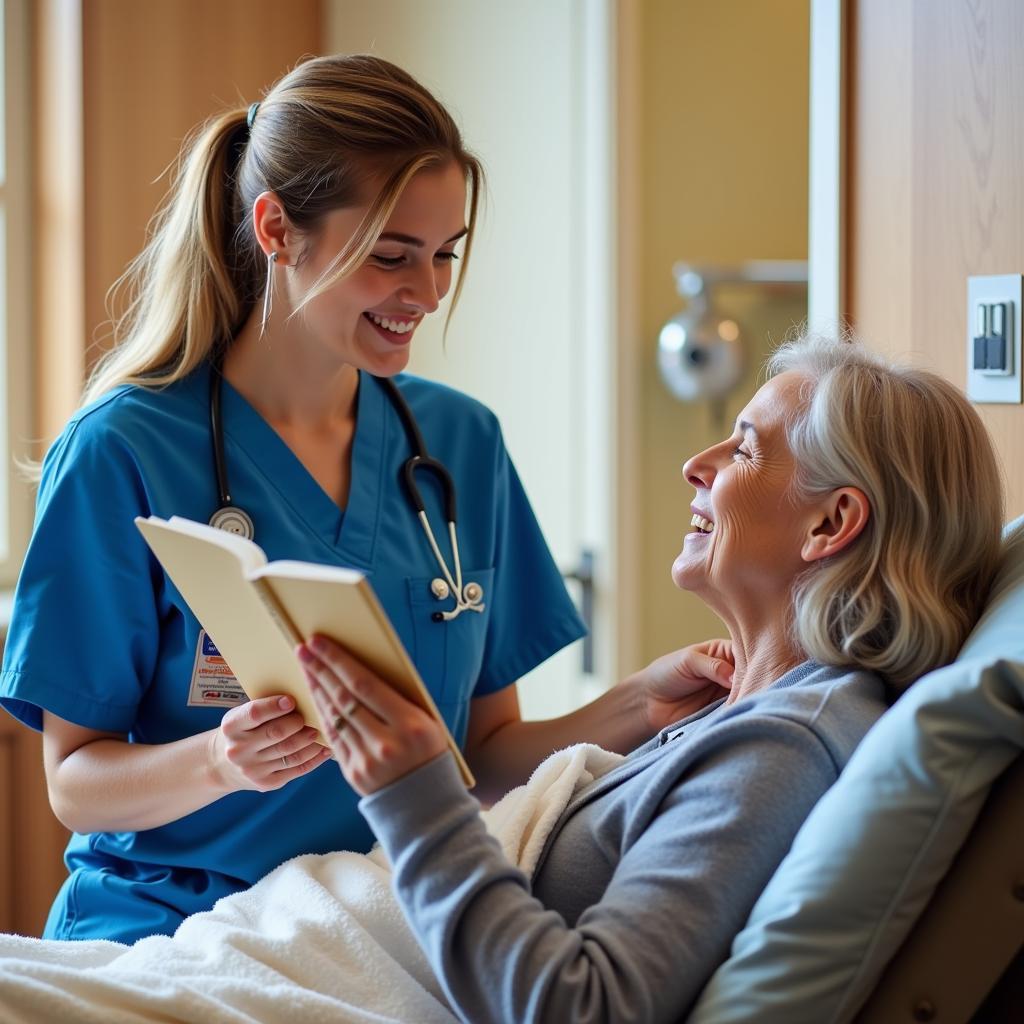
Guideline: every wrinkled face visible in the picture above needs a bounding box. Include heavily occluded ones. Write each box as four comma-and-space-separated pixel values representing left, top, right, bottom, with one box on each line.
283, 160, 468, 375
671, 371, 818, 608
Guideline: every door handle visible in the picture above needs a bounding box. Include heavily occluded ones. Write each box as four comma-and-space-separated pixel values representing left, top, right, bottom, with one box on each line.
563, 549, 594, 675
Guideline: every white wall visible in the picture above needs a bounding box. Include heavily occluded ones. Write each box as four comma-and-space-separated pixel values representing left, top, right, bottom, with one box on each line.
323, 1, 607, 715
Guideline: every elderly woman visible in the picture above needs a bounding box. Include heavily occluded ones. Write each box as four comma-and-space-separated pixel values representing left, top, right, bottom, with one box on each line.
300, 333, 1004, 1023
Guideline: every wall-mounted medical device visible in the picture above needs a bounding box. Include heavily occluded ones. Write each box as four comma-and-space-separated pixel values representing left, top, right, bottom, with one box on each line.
657, 260, 808, 405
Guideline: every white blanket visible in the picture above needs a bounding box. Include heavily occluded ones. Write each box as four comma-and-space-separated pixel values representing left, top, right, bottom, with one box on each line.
0, 744, 623, 1024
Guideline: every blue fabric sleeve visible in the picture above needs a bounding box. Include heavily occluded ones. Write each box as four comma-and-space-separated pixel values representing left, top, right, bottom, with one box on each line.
362, 722, 840, 1024
475, 438, 586, 696
0, 416, 160, 732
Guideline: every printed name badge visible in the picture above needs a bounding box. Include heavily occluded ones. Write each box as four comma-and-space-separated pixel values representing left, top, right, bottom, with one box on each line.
187, 631, 249, 708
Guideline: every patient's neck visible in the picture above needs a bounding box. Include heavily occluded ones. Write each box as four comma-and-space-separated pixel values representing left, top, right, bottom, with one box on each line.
725, 630, 805, 706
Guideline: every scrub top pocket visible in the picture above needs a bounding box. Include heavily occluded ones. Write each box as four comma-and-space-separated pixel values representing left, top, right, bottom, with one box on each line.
408, 567, 495, 707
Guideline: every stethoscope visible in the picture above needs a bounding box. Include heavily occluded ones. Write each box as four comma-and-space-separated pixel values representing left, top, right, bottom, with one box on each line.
208, 361, 485, 623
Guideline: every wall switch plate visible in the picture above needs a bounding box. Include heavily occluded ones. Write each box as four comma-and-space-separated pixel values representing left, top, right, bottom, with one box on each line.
967, 274, 1023, 403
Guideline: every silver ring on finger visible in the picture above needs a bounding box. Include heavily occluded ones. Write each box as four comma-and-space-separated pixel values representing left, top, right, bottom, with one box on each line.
281, 753, 290, 769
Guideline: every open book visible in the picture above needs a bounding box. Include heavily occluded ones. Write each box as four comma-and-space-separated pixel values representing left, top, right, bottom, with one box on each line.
135, 515, 473, 787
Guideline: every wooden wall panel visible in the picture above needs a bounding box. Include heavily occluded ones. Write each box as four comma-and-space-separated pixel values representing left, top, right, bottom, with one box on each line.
910, 0, 1024, 516
846, 0, 912, 355
849, 0, 1024, 517
0, 714, 69, 937
82, 0, 324, 372
0, 735, 11, 926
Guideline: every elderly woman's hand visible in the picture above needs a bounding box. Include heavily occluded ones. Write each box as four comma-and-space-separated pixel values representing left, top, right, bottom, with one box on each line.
628, 640, 735, 734
298, 635, 449, 797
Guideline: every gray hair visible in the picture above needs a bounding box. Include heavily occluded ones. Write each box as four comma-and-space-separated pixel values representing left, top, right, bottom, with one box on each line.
768, 332, 1004, 691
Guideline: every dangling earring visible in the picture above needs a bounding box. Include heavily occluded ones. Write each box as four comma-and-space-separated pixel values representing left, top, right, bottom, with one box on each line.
261, 251, 279, 333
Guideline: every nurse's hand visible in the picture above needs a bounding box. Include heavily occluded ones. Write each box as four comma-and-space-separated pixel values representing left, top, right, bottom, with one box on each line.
629, 639, 735, 734
298, 635, 448, 797
211, 695, 332, 793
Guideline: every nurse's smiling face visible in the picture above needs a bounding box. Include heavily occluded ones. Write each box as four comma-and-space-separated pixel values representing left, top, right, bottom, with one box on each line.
671, 372, 818, 614
282, 160, 468, 376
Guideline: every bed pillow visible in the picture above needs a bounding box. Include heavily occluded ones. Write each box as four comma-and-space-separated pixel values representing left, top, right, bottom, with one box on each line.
687, 515, 1024, 1023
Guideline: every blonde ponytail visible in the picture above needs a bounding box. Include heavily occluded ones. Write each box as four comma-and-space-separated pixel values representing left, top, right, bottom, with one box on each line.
83, 109, 255, 405
79, 54, 483, 409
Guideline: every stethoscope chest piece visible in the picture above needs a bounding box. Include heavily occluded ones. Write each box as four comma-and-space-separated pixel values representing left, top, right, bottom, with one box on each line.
209, 505, 255, 541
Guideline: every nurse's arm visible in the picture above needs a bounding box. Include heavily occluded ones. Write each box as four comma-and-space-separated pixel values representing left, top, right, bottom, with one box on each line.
464, 684, 649, 802
42, 714, 234, 833
464, 645, 733, 803
41, 697, 329, 833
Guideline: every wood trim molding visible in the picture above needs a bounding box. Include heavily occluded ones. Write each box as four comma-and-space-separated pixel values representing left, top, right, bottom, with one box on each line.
32, 0, 86, 451
611, 0, 642, 682
2, 0, 35, 579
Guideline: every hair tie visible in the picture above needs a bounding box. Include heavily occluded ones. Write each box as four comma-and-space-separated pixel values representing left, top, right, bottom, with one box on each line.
246, 102, 260, 131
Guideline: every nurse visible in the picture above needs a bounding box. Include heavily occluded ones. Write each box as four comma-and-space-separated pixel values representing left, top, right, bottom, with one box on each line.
0, 54, 731, 943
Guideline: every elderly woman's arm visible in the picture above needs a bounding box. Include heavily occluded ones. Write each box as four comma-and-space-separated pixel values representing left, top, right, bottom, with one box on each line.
360, 719, 838, 1024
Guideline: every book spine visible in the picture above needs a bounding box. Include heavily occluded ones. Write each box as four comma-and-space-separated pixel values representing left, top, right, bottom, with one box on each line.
251, 578, 304, 648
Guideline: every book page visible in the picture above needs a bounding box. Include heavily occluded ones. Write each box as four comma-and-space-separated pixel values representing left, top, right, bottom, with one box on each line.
250, 560, 364, 585
264, 570, 474, 786
165, 516, 268, 574
135, 517, 328, 738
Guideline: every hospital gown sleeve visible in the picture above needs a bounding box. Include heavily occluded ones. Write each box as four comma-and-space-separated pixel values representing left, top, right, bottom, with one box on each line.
0, 416, 160, 732
473, 437, 586, 696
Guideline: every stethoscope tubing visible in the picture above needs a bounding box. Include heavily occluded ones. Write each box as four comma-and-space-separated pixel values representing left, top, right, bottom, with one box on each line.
207, 362, 483, 621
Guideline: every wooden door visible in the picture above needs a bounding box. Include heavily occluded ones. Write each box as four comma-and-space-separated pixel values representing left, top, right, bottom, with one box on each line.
846, 0, 1024, 516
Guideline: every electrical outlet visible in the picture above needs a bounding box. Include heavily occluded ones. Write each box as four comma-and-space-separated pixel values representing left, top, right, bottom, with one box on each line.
966, 274, 1023, 404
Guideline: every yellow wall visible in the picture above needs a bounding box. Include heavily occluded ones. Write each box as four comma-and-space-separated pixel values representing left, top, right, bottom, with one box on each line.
637, 0, 810, 662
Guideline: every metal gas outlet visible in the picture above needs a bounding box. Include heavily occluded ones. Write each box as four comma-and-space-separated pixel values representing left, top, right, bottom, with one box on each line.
966, 275, 1023, 404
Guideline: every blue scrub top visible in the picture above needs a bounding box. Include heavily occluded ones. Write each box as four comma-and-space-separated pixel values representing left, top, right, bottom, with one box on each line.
0, 364, 585, 942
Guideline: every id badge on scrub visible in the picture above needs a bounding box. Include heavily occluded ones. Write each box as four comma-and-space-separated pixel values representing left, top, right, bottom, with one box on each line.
187, 631, 248, 708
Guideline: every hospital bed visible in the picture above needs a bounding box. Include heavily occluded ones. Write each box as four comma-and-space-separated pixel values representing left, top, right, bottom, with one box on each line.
1, 521, 1020, 1022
